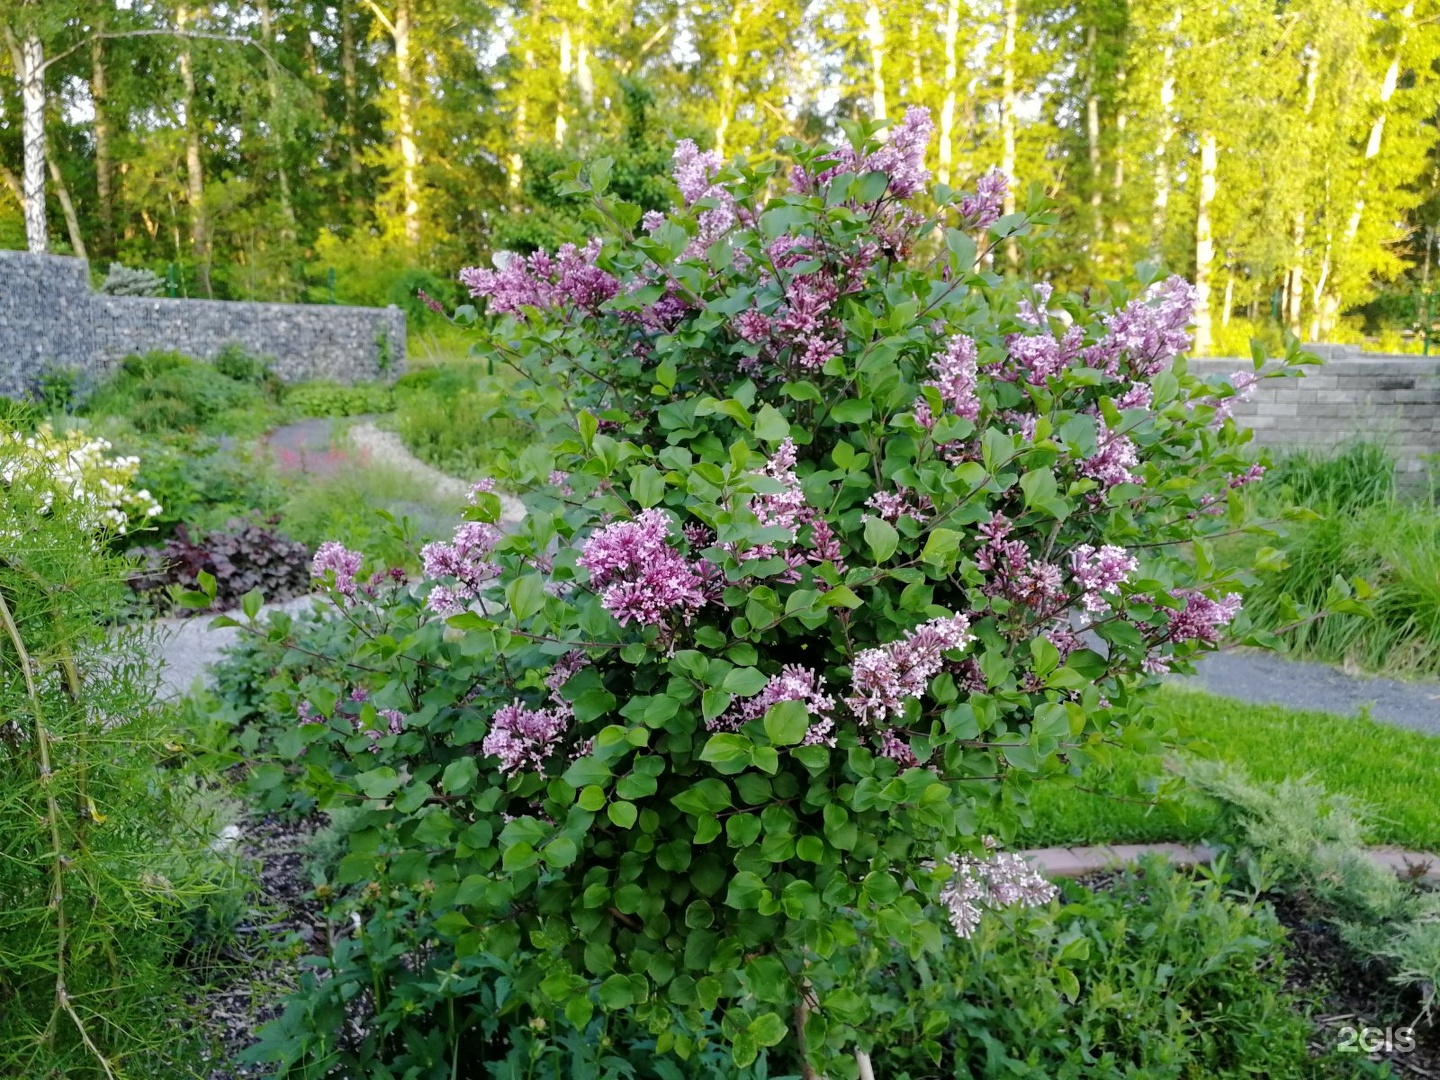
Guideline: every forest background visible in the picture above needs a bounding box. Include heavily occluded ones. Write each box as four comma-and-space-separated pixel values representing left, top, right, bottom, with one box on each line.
2, 0, 1438, 355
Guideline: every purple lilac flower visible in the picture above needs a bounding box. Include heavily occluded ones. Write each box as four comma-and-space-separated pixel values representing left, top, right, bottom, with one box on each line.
1005, 324, 1083, 384
1168, 590, 1242, 645
877, 730, 920, 767
865, 488, 932, 523
459, 239, 619, 316
860, 107, 935, 199
577, 509, 710, 628
1212, 369, 1264, 425
671, 139, 739, 257
975, 514, 1064, 610
1016, 283, 1053, 327
936, 840, 1058, 939
713, 664, 837, 746
422, 521, 503, 617
1115, 383, 1153, 411
312, 541, 364, 599
1070, 544, 1139, 614
1080, 420, 1140, 490
483, 699, 569, 776
792, 107, 934, 201
296, 699, 320, 727
416, 288, 445, 315
806, 517, 846, 573
960, 169, 1008, 228
915, 333, 981, 427
847, 614, 974, 725
1081, 275, 1196, 377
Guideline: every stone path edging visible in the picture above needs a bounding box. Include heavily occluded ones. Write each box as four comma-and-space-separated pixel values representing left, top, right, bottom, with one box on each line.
1024, 842, 1440, 882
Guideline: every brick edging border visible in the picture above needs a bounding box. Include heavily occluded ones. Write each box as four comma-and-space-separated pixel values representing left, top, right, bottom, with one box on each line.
1022, 843, 1440, 883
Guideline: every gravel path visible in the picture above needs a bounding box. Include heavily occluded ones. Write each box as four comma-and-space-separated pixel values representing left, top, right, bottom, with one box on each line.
148, 417, 524, 699
1185, 650, 1440, 737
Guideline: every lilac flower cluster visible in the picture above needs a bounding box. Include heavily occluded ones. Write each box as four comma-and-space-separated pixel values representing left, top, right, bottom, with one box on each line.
1079, 420, 1140, 490
1005, 324, 1084, 384
713, 664, 836, 747
671, 139, 739, 257
865, 488, 933, 523
459, 239, 619, 316
482, 699, 569, 776
914, 332, 981, 429
1070, 544, 1139, 614
1167, 590, 1242, 645
975, 513, 1064, 611
846, 614, 974, 726
793, 107, 934, 202
1081, 275, 1197, 378
936, 840, 1058, 939
577, 510, 711, 628
959, 169, 1008, 228
422, 521, 503, 617
358, 708, 407, 752
1212, 369, 1264, 425
312, 541, 364, 599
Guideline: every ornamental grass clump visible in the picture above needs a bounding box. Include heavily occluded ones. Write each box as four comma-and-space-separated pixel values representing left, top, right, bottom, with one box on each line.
231, 112, 1343, 1076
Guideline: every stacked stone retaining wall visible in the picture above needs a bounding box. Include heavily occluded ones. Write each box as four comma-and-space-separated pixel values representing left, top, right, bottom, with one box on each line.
0, 250, 405, 397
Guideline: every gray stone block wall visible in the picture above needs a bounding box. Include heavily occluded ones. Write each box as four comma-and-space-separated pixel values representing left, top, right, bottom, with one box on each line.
0, 250, 405, 398
1190, 345, 1440, 481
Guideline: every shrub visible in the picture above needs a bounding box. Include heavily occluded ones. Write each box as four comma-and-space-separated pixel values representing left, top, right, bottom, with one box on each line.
218, 113, 1340, 1074
125, 433, 286, 544
83, 351, 279, 437
283, 380, 396, 418
1, 422, 162, 533
130, 516, 312, 615
100, 261, 165, 297
0, 404, 233, 1076
211, 342, 273, 385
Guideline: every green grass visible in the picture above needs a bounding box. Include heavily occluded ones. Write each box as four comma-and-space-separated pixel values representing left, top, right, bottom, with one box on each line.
278, 456, 461, 573
1017, 685, 1440, 853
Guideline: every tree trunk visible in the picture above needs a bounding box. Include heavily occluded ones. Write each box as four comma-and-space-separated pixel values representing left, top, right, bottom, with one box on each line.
1151, 8, 1180, 253
937, 0, 959, 185
91, 34, 113, 255
1286, 44, 1319, 335
576, 0, 594, 113
176, 4, 212, 295
1221, 270, 1234, 328
340, 0, 363, 192
1000, 0, 1018, 268
46, 151, 87, 260
1111, 65, 1127, 244
555, 14, 572, 146
393, 0, 421, 246
257, 0, 296, 245
715, 5, 741, 158
10, 31, 48, 254
1193, 131, 1217, 356
511, 12, 534, 191
865, 0, 886, 121
1345, 2, 1412, 247
1084, 21, 1102, 243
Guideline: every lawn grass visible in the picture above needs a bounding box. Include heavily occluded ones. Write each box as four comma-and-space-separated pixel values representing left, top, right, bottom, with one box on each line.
1016, 684, 1440, 853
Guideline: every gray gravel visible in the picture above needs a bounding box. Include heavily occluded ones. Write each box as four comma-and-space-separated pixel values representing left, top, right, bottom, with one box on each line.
1183, 649, 1440, 736
150, 595, 320, 700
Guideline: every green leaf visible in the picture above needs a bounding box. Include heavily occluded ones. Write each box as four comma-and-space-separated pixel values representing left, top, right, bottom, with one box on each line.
1020, 468, 1058, 510
630, 465, 666, 507
240, 588, 263, 621
831, 398, 873, 423
579, 410, 599, 448
749, 1012, 788, 1047
506, 574, 545, 621
356, 767, 401, 799
578, 785, 607, 811
921, 528, 962, 566
763, 699, 809, 747
441, 758, 478, 795
702, 688, 732, 722
607, 801, 638, 829
543, 836, 579, 867
864, 516, 899, 563
723, 667, 769, 696
755, 404, 790, 442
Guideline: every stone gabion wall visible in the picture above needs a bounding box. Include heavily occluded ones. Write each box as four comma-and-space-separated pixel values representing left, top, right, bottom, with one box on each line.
0, 250, 405, 398
1190, 345, 1440, 482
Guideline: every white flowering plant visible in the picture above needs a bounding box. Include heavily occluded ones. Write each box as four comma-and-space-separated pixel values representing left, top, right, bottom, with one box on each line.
223, 114, 1366, 1077
1, 422, 162, 539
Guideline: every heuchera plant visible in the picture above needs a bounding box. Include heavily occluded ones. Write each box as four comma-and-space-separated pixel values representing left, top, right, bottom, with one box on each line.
237, 112, 1334, 1075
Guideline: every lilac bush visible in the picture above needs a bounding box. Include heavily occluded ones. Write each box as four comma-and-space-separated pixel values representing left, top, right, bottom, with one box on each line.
228, 113, 1341, 1075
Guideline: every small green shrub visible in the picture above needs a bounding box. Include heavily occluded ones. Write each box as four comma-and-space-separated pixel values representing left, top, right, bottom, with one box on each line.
83, 351, 280, 436
392, 368, 529, 477
1243, 443, 1440, 676
212, 342, 274, 385
283, 380, 396, 418
0, 405, 239, 1076
126, 434, 286, 543
1193, 762, 1440, 1017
